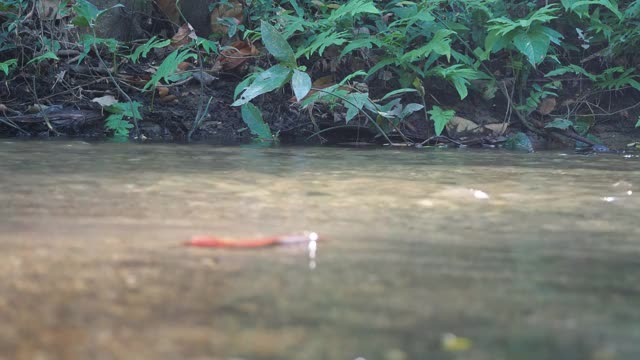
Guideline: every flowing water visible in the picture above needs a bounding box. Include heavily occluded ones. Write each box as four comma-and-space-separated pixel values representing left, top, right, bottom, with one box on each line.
0, 140, 639, 360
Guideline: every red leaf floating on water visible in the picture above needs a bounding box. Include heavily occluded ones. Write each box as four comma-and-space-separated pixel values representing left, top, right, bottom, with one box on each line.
185, 232, 319, 248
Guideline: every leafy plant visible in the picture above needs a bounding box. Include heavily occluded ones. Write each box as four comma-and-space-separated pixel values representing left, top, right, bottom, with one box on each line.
486, 4, 563, 65
544, 118, 573, 130
143, 49, 197, 91
104, 101, 142, 137
26, 51, 59, 65
129, 36, 171, 64
0, 59, 17, 75
72, 0, 122, 27
427, 106, 456, 136
232, 21, 313, 140
240, 102, 273, 140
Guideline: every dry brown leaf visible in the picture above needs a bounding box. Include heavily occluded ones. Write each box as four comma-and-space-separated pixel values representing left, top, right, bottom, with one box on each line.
537, 97, 556, 115
171, 23, 197, 47
26, 104, 48, 114
157, 87, 169, 98
212, 40, 258, 72
177, 61, 191, 71
446, 116, 481, 136
288, 76, 361, 103
483, 123, 509, 135
160, 95, 178, 103
91, 95, 118, 107
210, 1, 244, 35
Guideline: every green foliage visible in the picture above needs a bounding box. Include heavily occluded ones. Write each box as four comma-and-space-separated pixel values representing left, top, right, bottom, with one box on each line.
0, 59, 17, 75
78, 35, 120, 64
544, 118, 573, 130
427, 106, 456, 136
486, 5, 562, 65
241, 103, 274, 140
143, 49, 197, 91
233, 20, 312, 140
129, 36, 171, 64
291, 69, 312, 102
260, 21, 296, 67
2, 0, 639, 143
516, 82, 560, 114
430, 65, 489, 100
596, 67, 640, 92
72, 0, 122, 28
26, 52, 59, 65
232, 64, 292, 106
104, 101, 142, 137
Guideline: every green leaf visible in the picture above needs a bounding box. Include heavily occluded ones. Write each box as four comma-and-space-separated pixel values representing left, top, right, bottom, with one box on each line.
105, 113, 133, 137
366, 57, 395, 78
485, 29, 510, 53
513, 29, 550, 65
292, 70, 312, 102
635, 116, 640, 128
260, 21, 296, 66
574, 117, 594, 135
545, 64, 596, 80
328, 0, 380, 22
196, 38, 219, 54
427, 106, 455, 136
545, 118, 573, 130
339, 37, 383, 58
339, 70, 367, 85
105, 101, 142, 119
72, 0, 100, 27
143, 49, 196, 90
27, 52, 59, 65
104, 101, 140, 137
401, 29, 454, 63
72, 0, 122, 27
381, 88, 417, 101
343, 92, 370, 123
232, 65, 293, 106
0, 59, 17, 75
241, 103, 273, 140
129, 36, 170, 63
400, 103, 424, 119
234, 73, 259, 100
571, 0, 622, 19
297, 30, 348, 59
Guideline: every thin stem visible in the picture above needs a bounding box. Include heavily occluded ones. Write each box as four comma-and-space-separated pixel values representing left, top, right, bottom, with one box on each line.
91, 29, 140, 138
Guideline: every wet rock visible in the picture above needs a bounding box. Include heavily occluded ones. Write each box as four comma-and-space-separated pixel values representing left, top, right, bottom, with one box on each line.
138, 121, 163, 140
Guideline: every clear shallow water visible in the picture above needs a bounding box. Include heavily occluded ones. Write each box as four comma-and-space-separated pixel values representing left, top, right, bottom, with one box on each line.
0, 140, 639, 359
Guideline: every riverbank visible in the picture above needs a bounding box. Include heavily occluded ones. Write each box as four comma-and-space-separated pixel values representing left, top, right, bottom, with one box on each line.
1, 1, 639, 150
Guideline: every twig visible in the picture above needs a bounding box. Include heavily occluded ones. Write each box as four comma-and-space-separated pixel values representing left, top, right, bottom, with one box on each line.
305, 124, 369, 142
310, 88, 401, 145
419, 135, 463, 147
39, 78, 104, 101
26, 77, 63, 135
497, 81, 541, 135
91, 30, 140, 138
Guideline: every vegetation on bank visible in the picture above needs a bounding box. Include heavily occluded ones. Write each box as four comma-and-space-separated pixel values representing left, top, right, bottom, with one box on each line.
1, 0, 639, 149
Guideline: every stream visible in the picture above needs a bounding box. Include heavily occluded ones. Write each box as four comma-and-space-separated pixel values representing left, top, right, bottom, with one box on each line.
1, 140, 639, 359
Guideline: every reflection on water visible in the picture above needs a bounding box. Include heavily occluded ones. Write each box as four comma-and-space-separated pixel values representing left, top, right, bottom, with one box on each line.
0, 140, 639, 359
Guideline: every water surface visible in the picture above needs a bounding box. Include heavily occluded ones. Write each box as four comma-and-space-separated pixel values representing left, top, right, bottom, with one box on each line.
0, 141, 639, 359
